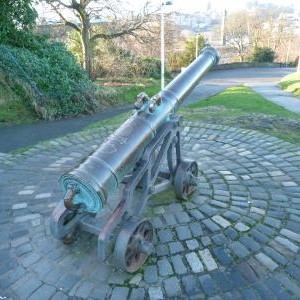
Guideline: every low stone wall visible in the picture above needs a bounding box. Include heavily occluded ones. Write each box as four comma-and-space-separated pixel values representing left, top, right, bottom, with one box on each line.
212, 62, 293, 70
175, 63, 294, 76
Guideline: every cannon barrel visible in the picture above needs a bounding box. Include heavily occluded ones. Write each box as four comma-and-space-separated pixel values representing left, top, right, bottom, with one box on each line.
60, 47, 219, 213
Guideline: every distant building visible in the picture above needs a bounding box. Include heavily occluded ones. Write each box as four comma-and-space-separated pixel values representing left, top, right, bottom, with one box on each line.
35, 0, 300, 64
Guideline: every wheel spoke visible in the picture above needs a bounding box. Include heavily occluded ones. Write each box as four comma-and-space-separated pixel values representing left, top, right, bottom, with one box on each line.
138, 222, 152, 239
134, 252, 140, 262
114, 219, 154, 273
126, 252, 134, 267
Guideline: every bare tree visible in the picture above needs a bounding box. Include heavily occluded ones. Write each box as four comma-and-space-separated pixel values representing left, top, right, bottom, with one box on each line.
224, 11, 249, 62
44, 0, 155, 79
224, 8, 299, 64
117, 14, 181, 59
247, 14, 265, 49
261, 14, 296, 63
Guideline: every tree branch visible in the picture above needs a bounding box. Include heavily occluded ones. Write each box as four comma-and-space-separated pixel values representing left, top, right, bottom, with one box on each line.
81, 0, 92, 7
91, 14, 151, 42
91, 30, 131, 41
45, 0, 73, 9
49, 3, 81, 32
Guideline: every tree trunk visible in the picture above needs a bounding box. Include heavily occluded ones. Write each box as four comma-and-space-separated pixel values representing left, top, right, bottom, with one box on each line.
238, 46, 244, 62
81, 20, 94, 80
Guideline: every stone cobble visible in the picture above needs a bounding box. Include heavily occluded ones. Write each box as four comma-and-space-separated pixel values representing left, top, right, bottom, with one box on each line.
1, 121, 300, 299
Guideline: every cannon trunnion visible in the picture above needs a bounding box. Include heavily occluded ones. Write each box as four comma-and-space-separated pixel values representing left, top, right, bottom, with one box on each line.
50, 47, 220, 272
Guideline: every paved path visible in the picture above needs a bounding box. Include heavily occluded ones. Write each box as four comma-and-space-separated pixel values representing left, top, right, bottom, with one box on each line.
1, 121, 300, 299
251, 85, 300, 114
0, 105, 131, 153
0, 67, 295, 153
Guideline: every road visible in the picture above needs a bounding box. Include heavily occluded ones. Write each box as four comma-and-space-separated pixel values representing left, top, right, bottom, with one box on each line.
0, 67, 296, 152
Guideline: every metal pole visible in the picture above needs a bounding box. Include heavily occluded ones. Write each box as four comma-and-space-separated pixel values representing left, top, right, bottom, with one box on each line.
195, 33, 198, 59
221, 9, 227, 46
161, 4, 165, 90
298, 47, 300, 72
285, 38, 291, 67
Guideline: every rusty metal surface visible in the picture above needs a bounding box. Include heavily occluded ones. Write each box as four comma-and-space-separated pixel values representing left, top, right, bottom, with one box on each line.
50, 47, 219, 271
60, 47, 219, 213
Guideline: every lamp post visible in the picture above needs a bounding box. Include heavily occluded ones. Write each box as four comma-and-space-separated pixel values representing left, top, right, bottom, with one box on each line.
161, 1, 172, 90
195, 23, 201, 59
195, 33, 199, 59
298, 47, 300, 72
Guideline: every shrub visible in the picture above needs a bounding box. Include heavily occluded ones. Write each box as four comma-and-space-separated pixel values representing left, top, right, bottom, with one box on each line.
88, 40, 161, 79
168, 52, 182, 72
167, 35, 207, 71
251, 47, 276, 63
0, 39, 99, 119
95, 86, 119, 107
0, 0, 37, 47
130, 57, 161, 79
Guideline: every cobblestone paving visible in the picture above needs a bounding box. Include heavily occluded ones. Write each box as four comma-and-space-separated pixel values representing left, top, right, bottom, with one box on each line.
1, 121, 300, 299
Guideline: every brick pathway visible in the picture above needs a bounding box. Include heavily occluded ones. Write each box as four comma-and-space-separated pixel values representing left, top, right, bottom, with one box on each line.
1, 121, 300, 299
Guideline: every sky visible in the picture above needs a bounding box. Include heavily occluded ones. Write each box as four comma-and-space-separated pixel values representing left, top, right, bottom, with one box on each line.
136, 0, 300, 13
36, 0, 300, 22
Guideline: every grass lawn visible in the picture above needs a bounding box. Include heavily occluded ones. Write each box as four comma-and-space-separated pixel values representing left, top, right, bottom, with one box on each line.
279, 72, 300, 97
183, 86, 300, 119
86, 86, 300, 145
116, 81, 160, 106
95, 78, 161, 106
181, 86, 300, 144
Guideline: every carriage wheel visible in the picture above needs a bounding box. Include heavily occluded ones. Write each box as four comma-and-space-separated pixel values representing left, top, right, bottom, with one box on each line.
114, 218, 155, 273
174, 160, 198, 200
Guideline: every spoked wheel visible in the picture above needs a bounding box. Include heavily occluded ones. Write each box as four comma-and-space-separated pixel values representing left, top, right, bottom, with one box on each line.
114, 218, 155, 273
174, 160, 198, 200
50, 200, 81, 243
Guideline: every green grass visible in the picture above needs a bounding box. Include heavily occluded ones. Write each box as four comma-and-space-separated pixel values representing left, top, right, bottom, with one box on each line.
180, 86, 300, 145
279, 72, 300, 97
0, 75, 159, 127
0, 77, 37, 127
149, 189, 177, 206
186, 86, 300, 119
95, 78, 161, 106
116, 82, 160, 106
0, 101, 37, 127
85, 86, 300, 147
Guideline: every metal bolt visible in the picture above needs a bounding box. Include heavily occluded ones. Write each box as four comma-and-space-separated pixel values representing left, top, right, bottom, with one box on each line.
149, 103, 155, 113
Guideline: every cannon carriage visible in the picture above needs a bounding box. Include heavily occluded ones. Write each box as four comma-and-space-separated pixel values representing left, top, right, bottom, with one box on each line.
50, 47, 220, 272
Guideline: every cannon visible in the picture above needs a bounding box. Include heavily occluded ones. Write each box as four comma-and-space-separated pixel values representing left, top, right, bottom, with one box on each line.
50, 47, 219, 272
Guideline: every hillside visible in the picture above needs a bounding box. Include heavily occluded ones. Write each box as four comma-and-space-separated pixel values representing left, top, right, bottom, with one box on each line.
0, 72, 37, 127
